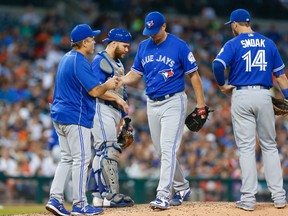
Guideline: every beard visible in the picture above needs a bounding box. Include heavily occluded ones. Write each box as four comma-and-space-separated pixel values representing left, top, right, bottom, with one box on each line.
114, 46, 126, 59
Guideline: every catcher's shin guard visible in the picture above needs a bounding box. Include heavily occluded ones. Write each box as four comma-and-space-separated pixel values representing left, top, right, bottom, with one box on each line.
101, 142, 122, 194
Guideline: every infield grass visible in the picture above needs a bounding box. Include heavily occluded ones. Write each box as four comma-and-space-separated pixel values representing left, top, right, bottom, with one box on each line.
0, 204, 72, 215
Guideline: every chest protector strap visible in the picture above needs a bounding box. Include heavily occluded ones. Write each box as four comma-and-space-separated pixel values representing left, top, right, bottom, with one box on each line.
98, 51, 114, 75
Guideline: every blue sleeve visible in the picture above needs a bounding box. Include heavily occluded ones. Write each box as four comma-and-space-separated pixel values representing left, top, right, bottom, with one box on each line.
180, 43, 198, 74
273, 69, 285, 77
76, 57, 101, 91
212, 60, 225, 86
272, 41, 285, 76
131, 44, 144, 75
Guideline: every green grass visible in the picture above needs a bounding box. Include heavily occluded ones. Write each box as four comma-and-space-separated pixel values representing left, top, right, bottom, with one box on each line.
0, 204, 70, 215
0, 205, 45, 215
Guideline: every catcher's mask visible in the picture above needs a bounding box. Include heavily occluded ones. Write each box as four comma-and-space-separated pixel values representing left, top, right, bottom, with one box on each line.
102, 28, 132, 43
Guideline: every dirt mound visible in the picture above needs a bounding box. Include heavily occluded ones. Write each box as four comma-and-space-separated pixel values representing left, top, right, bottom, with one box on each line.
14, 202, 288, 216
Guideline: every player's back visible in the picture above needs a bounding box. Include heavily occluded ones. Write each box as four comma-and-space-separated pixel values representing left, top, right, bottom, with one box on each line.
223, 32, 281, 86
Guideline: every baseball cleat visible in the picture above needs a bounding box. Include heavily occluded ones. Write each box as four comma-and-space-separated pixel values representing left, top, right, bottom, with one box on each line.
170, 188, 191, 206
274, 199, 287, 208
46, 198, 70, 216
150, 197, 170, 210
92, 196, 104, 207
236, 201, 255, 211
106, 193, 134, 207
71, 204, 103, 215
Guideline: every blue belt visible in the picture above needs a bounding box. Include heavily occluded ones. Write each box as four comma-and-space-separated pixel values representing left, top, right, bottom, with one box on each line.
149, 93, 175, 101
236, 85, 270, 90
104, 101, 121, 112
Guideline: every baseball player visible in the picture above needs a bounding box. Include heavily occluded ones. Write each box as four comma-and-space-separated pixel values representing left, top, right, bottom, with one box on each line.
45, 24, 120, 216
212, 9, 288, 211
120, 11, 207, 210
87, 28, 134, 207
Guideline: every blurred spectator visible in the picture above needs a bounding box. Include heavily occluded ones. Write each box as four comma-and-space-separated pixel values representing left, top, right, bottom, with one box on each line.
0, 1, 287, 204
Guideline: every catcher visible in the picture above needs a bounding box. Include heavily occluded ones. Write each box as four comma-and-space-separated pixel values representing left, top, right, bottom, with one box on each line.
87, 28, 134, 207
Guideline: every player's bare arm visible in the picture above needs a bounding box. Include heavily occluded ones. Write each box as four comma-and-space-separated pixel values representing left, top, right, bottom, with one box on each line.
89, 76, 120, 97
98, 91, 129, 113
120, 71, 142, 86
189, 71, 206, 108
218, 84, 236, 95
275, 73, 288, 90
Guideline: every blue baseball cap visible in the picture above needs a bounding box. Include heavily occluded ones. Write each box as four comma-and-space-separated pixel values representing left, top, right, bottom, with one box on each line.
102, 28, 132, 43
143, 11, 165, 36
225, 9, 251, 25
70, 24, 101, 43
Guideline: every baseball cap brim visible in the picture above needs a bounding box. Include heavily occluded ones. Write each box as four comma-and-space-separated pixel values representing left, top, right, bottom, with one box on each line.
224, 20, 233, 25
102, 38, 112, 42
92, 30, 101, 36
143, 26, 161, 36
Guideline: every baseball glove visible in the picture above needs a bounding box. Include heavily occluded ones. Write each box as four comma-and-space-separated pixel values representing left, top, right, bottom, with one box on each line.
185, 106, 213, 132
117, 117, 134, 149
272, 97, 288, 116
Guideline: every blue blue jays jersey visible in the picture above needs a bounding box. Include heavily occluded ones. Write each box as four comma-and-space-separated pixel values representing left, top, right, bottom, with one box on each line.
214, 32, 285, 86
51, 50, 101, 128
131, 34, 198, 99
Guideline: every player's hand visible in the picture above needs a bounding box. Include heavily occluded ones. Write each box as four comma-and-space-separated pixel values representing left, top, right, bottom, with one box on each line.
116, 77, 125, 87
115, 97, 129, 114
105, 76, 120, 90
219, 84, 236, 95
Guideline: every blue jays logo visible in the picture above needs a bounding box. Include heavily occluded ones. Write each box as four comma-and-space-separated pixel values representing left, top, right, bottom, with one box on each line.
146, 20, 154, 28
159, 68, 174, 81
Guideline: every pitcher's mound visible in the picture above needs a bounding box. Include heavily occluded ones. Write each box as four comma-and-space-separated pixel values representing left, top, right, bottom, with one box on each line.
102, 202, 288, 216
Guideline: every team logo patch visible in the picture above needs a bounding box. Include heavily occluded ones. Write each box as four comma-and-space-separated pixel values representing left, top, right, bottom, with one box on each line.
159, 68, 174, 81
146, 20, 154, 29
188, 52, 196, 64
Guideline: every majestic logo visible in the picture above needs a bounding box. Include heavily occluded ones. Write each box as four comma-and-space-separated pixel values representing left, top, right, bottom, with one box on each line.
159, 68, 174, 81
146, 20, 154, 28
217, 48, 224, 56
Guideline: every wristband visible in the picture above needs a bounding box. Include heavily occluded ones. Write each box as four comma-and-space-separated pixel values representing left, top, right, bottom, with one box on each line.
281, 88, 288, 99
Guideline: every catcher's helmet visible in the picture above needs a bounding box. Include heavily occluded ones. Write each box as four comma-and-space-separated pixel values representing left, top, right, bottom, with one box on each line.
103, 28, 132, 43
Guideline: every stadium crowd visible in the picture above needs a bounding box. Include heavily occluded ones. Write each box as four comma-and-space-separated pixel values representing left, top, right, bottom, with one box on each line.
0, 2, 288, 203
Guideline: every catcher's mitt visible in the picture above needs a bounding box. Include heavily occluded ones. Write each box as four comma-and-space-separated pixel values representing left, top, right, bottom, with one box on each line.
117, 117, 134, 149
185, 106, 213, 132
272, 97, 288, 116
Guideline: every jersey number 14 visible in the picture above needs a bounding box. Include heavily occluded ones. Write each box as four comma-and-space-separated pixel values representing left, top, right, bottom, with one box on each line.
242, 50, 267, 72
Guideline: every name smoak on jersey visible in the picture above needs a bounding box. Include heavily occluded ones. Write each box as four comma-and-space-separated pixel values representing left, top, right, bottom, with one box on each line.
241, 39, 265, 48
141, 55, 175, 67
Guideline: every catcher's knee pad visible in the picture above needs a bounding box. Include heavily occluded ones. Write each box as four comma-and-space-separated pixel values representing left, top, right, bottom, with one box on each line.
87, 149, 107, 196
101, 142, 122, 194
